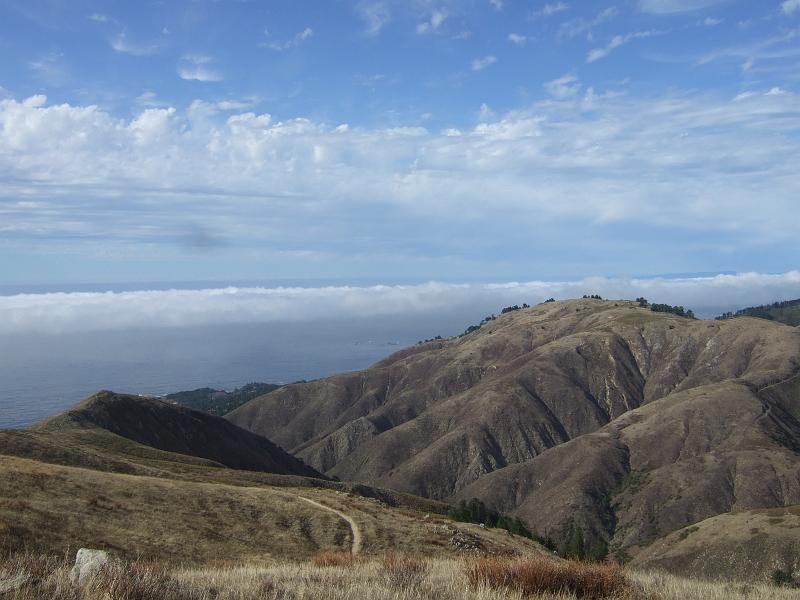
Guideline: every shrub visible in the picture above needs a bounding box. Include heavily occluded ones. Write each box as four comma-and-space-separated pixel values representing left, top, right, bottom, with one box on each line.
466, 556, 629, 599
771, 568, 797, 588
311, 550, 356, 568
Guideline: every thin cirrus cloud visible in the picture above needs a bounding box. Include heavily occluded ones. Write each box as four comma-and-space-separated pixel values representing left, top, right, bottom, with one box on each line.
783, 0, 800, 14
638, 0, 728, 14
110, 32, 159, 56
263, 28, 314, 51
416, 10, 448, 34
471, 55, 497, 70
558, 7, 618, 40
530, 2, 570, 19
2, 273, 799, 334
356, 1, 391, 35
177, 55, 223, 82
587, 30, 660, 62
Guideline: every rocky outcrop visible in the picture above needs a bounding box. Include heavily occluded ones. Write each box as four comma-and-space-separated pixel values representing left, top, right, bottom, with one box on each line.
69, 548, 109, 586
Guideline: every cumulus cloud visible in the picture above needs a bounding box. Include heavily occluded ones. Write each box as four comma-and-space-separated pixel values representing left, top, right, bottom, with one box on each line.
0, 87, 798, 267
2, 273, 799, 334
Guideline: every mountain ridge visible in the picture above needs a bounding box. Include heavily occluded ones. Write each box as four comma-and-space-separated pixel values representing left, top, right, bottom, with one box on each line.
227, 298, 800, 571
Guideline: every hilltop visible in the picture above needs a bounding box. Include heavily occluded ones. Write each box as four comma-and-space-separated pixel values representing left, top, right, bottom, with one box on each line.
228, 298, 800, 581
717, 298, 800, 327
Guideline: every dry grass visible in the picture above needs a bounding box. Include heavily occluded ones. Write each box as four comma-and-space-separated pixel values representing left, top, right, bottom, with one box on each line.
466, 556, 629, 599
3, 553, 800, 600
311, 550, 357, 568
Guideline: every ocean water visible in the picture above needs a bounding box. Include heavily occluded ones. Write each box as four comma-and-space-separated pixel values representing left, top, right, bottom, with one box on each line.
0, 315, 467, 429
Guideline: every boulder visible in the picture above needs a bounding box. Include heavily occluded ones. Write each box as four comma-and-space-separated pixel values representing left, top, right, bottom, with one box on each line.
69, 548, 109, 586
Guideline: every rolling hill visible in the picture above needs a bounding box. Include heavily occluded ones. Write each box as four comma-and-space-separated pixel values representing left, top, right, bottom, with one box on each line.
0, 393, 543, 563
227, 298, 800, 579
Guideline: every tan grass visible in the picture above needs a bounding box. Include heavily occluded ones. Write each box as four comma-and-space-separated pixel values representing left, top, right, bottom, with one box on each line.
3, 553, 799, 600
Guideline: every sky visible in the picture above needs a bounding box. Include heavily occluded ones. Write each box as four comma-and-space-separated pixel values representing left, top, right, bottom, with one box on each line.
0, 0, 799, 291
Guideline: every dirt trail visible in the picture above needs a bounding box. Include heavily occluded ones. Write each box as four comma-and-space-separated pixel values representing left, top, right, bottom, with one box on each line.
297, 496, 363, 555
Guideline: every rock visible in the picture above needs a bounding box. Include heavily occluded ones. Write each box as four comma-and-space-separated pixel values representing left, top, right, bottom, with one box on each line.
449, 529, 482, 552
0, 572, 29, 593
69, 548, 109, 586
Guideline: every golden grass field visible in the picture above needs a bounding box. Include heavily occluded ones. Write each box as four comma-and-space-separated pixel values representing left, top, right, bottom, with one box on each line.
1, 552, 798, 600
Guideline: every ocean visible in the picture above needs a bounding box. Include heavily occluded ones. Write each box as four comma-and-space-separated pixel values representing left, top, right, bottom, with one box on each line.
0, 315, 468, 429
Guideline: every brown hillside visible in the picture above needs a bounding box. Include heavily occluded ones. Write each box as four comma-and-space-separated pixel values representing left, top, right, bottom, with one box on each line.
227, 299, 800, 569
35, 391, 323, 478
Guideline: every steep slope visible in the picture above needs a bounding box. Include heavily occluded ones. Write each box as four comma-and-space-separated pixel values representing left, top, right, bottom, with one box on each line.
456, 377, 800, 562
35, 391, 322, 478
228, 299, 800, 501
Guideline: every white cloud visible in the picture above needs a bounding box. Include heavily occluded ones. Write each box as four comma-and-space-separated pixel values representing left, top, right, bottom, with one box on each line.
177, 55, 223, 82
0, 88, 798, 262
88, 13, 109, 23
639, 0, 727, 14
587, 30, 659, 62
531, 2, 569, 19
356, 1, 391, 35
471, 55, 497, 71
783, 0, 800, 14
2, 273, 799, 334
417, 10, 447, 34
508, 33, 528, 45
544, 73, 581, 98
558, 7, 618, 40
490, 0, 504, 10
110, 32, 158, 56
264, 27, 314, 51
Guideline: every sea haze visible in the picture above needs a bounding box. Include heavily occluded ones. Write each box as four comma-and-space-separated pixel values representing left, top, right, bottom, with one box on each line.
3, 272, 799, 428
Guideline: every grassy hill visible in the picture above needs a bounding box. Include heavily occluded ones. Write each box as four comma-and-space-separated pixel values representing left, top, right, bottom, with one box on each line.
716, 298, 800, 326
0, 394, 543, 564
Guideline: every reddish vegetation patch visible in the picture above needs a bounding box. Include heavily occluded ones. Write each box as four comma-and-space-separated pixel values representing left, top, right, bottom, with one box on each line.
466, 556, 629, 599
311, 550, 357, 568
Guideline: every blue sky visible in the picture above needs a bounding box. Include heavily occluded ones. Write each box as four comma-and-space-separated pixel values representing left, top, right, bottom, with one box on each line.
1, 0, 799, 285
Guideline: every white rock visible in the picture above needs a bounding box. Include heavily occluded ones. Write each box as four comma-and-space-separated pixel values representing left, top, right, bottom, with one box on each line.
69, 548, 109, 586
